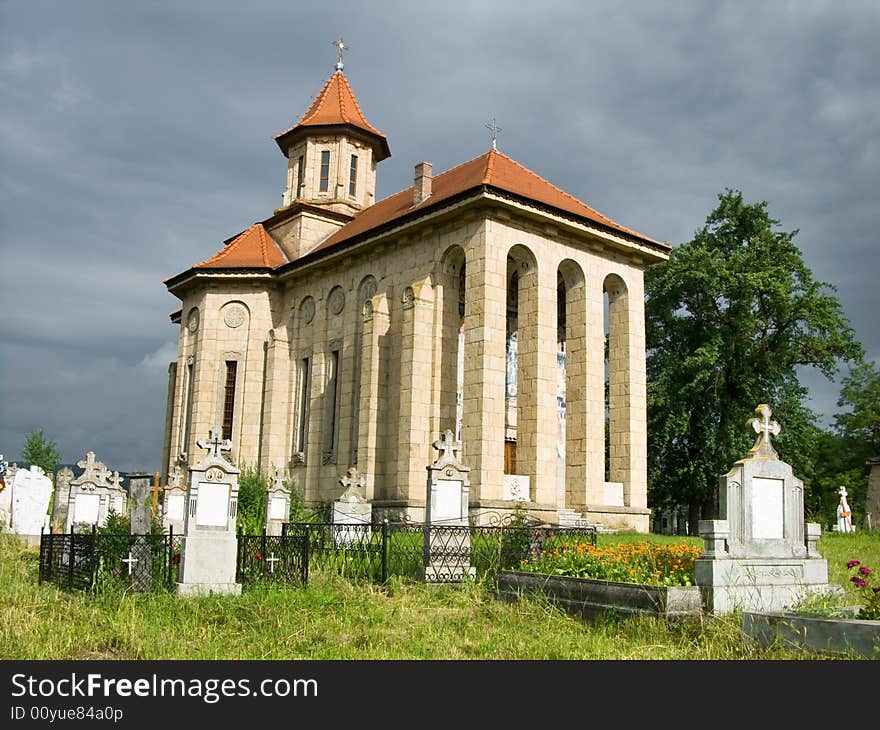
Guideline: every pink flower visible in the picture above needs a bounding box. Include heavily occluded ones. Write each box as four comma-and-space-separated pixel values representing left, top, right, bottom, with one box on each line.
856, 579, 868, 588
858, 566, 872, 576
847, 560, 860, 568
873, 587, 880, 594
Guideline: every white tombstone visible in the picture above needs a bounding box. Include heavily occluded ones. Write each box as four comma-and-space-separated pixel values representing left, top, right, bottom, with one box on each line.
423, 430, 475, 582
50, 466, 74, 532
695, 404, 835, 614
65, 451, 113, 531
10, 465, 52, 543
836, 486, 855, 533
503, 474, 529, 502
162, 465, 187, 535
330, 467, 371, 546
265, 468, 292, 537
176, 428, 242, 596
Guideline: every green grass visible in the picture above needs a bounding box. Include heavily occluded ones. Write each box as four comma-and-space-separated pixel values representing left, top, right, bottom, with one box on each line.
1, 530, 877, 660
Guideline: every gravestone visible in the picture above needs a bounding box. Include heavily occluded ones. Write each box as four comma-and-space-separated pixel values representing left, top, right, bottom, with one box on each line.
265, 468, 292, 537
127, 472, 154, 592
50, 466, 74, 532
162, 465, 187, 535
9, 465, 52, 545
422, 430, 475, 582
176, 428, 242, 596
66, 451, 118, 531
835, 485, 855, 533
0, 455, 10, 530
330, 467, 371, 546
695, 404, 835, 614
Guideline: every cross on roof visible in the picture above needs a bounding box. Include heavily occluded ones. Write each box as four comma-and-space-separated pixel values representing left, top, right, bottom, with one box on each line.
485, 117, 502, 151
748, 403, 780, 455
197, 427, 232, 460
433, 429, 461, 462
332, 36, 349, 72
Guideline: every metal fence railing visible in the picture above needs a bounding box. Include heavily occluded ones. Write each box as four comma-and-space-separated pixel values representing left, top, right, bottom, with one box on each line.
38, 527, 183, 592
236, 532, 309, 586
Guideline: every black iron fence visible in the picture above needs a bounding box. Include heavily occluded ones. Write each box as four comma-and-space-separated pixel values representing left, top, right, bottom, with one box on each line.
280, 520, 598, 584
38, 527, 183, 592
236, 532, 309, 586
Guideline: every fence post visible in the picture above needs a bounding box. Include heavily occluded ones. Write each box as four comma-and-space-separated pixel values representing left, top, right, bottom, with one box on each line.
381, 519, 389, 583
46, 528, 54, 583
38, 527, 44, 585
261, 527, 267, 579
301, 527, 309, 586
167, 525, 174, 590
89, 524, 97, 591
68, 525, 75, 590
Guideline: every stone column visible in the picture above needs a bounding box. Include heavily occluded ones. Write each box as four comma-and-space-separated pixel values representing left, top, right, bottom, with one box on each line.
585, 282, 606, 505
396, 280, 435, 504
259, 328, 291, 474
356, 294, 390, 502
127, 471, 154, 591
624, 275, 647, 508
516, 262, 558, 506
462, 221, 506, 502
564, 280, 588, 509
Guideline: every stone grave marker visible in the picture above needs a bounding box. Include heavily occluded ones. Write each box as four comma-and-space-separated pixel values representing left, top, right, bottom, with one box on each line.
176, 428, 242, 596
162, 465, 187, 535
422, 430, 475, 582
265, 468, 292, 536
695, 404, 836, 614
66, 452, 114, 531
10, 465, 52, 545
330, 466, 371, 546
127, 472, 154, 591
50, 466, 74, 532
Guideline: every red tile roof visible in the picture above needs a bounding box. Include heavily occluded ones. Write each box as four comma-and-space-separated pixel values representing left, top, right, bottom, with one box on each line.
311, 149, 667, 254
193, 223, 286, 269
274, 71, 390, 160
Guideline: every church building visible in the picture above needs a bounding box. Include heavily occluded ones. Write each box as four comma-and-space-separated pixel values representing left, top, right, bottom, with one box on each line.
161, 51, 671, 530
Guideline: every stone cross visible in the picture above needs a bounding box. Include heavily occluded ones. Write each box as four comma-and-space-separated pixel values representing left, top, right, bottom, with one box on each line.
109, 471, 123, 490
748, 403, 780, 456
338, 466, 365, 499
432, 429, 461, 462
122, 553, 138, 575
266, 553, 279, 573
485, 117, 502, 151
273, 468, 287, 491
197, 428, 232, 460
77, 451, 112, 486
168, 464, 185, 489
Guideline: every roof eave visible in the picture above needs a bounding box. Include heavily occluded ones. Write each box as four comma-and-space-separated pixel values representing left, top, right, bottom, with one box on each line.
274, 123, 390, 161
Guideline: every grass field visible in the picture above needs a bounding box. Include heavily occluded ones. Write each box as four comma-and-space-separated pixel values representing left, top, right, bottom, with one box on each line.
1, 530, 877, 660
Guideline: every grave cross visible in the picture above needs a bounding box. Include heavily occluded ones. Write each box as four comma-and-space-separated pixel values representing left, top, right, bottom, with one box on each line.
266, 553, 279, 573
197, 428, 232, 460
77, 451, 112, 485
121, 552, 138, 575
432, 429, 461, 463
272, 468, 287, 491
149, 472, 161, 513
748, 403, 780, 454
109, 471, 124, 490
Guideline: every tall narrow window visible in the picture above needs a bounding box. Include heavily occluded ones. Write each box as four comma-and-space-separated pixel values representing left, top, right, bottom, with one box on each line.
319, 150, 330, 192
222, 361, 237, 442
348, 154, 358, 196
296, 155, 305, 197
296, 357, 311, 453
326, 349, 341, 458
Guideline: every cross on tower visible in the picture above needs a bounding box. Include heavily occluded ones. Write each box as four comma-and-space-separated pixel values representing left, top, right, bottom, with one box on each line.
332, 36, 349, 71
748, 403, 781, 455
197, 427, 232, 460
433, 429, 461, 462
485, 117, 502, 151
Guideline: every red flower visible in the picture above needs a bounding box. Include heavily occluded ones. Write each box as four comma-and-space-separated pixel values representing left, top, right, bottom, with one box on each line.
254, 552, 263, 560
873, 587, 880, 594
858, 566, 872, 576
847, 560, 861, 568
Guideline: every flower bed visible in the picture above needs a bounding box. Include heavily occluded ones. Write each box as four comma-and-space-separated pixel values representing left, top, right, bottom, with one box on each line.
494, 570, 703, 621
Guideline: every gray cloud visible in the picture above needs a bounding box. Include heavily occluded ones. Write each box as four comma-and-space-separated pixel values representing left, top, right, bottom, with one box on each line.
1, 0, 876, 470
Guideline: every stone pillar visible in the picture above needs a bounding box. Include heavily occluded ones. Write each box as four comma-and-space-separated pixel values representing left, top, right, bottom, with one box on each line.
127, 471, 154, 591
259, 328, 291, 474
564, 280, 588, 509
625, 275, 648, 509
397, 280, 435, 503
516, 262, 558, 506
462, 222, 506, 502
51, 466, 74, 533
356, 294, 390, 502
584, 283, 606, 505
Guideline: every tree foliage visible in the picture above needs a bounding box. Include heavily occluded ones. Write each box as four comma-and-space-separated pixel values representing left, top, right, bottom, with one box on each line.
645, 189, 863, 531
21, 428, 61, 478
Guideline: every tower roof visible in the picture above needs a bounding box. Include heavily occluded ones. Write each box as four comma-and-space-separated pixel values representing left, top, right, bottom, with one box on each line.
310, 149, 668, 255
274, 71, 390, 161
191, 223, 287, 270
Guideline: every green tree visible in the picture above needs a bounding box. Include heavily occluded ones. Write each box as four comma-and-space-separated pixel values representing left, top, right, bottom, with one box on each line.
645, 189, 863, 533
21, 428, 61, 478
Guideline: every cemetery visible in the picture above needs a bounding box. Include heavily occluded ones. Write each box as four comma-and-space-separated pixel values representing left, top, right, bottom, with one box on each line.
1, 408, 878, 660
